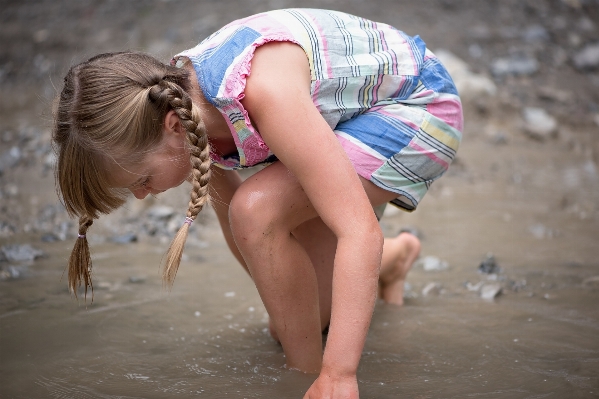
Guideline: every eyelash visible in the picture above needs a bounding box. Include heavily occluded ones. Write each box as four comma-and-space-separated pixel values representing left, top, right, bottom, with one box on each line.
135, 177, 150, 188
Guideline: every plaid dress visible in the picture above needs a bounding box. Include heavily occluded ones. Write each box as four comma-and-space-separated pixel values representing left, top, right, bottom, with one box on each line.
173, 8, 463, 211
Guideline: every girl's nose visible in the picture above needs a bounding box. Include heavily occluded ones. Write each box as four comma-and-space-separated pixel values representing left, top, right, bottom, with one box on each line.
130, 187, 149, 199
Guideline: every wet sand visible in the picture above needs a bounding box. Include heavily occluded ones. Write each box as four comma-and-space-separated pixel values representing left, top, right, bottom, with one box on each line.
1, 1, 599, 398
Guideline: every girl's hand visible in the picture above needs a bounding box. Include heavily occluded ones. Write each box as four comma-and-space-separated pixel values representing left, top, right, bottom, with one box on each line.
303, 372, 359, 399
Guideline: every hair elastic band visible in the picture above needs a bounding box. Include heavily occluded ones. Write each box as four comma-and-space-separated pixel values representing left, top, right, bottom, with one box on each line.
184, 217, 194, 226
78, 234, 86, 238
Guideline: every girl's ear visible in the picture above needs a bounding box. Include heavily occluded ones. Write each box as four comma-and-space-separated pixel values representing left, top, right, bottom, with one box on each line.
164, 110, 184, 136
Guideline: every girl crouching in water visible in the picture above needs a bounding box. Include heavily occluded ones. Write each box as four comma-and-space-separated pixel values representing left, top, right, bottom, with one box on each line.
53, 9, 462, 398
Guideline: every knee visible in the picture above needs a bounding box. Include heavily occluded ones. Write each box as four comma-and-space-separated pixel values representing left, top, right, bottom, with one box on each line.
228, 185, 278, 245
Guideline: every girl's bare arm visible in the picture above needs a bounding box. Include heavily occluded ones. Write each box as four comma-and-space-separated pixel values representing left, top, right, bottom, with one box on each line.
242, 42, 383, 397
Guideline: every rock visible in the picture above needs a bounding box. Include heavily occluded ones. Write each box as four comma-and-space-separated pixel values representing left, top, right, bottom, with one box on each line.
0, 146, 22, 175
466, 281, 484, 292
435, 49, 497, 101
128, 276, 146, 284
422, 282, 442, 296
522, 107, 557, 141
1, 244, 44, 262
537, 86, 573, 104
111, 233, 138, 244
509, 279, 527, 292
418, 256, 449, 272
573, 43, 599, 70
0, 221, 16, 238
480, 283, 502, 300
96, 281, 113, 290
491, 55, 539, 76
41, 233, 60, 242
3, 184, 18, 197
522, 25, 549, 43
478, 253, 500, 274
0, 265, 21, 280
146, 205, 176, 220
529, 223, 555, 239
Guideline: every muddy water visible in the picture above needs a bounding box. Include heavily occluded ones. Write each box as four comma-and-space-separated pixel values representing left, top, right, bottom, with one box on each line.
1, 133, 599, 398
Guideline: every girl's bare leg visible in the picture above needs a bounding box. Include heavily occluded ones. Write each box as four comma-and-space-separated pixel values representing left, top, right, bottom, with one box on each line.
270, 223, 420, 343
378, 233, 421, 305
228, 162, 417, 370
229, 163, 325, 373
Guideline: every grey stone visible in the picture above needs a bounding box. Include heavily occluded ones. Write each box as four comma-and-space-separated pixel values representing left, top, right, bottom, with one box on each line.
128, 276, 146, 284
522, 107, 557, 140
491, 55, 539, 76
573, 43, 599, 70
111, 233, 138, 244
435, 49, 496, 101
418, 256, 449, 272
478, 253, 500, 274
146, 205, 176, 220
422, 282, 442, 296
0, 265, 21, 280
522, 25, 549, 42
0, 146, 22, 174
480, 283, 502, 300
1, 244, 44, 262
0, 221, 16, 237
466, 281, 484, 292
529, 223, 556, 239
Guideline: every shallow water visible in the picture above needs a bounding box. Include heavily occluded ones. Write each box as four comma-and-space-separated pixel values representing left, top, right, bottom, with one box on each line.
2, 135, 599, 398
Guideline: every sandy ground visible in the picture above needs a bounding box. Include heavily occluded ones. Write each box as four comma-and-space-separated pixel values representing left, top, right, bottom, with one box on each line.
1, 1, 599, 398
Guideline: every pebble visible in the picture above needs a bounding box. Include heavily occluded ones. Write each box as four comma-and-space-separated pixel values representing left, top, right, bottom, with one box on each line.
0, 221, 16, 237
0, 146, 22, 175
522, 25, 549, 43
1, 244, 44, 262
435, 49, 497, 101
422, 282, 442, 296
128, 276, 146, 284
146, 205, 176, 220
111, 233, 138, 244
573, 43, 599, 70
529, 223, 555, 239
466, 281, 484, 292
509, 279, 527, 292
491, 55, 539, 76
0, 265, 21, 280
522, 107, 557, 141
480, 283, 502, 300
478, 253, 500, 274
418, 256, 449, 272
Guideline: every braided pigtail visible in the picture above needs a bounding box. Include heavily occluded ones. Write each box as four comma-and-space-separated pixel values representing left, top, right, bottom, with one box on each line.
149, 80, 212, 288
68, 216, 94, 300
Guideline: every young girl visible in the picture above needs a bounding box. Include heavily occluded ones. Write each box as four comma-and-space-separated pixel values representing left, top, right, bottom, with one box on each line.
53, 8, 462, 398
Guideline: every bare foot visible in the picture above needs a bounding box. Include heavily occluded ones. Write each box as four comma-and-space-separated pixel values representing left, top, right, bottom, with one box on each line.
378, 232, 421, 306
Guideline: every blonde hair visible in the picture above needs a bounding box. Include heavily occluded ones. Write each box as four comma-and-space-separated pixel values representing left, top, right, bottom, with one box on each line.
53, 52, 211, 298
